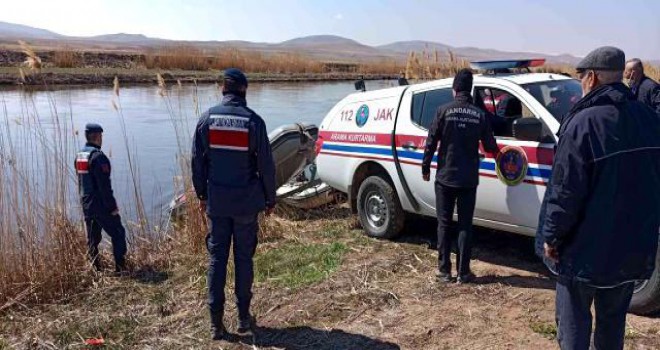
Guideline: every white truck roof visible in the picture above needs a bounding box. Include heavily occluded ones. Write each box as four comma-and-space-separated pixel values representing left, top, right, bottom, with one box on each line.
346, 73, 576, 100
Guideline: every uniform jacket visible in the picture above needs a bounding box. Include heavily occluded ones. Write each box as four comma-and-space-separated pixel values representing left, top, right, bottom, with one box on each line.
191, 94, 276, 217
422, 92, 499, 188
75, 143, 118, 217
537, 83, 660, 286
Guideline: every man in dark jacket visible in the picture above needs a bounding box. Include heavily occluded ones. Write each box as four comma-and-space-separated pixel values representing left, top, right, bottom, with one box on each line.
192, 68, 276, 340
75, 123, 127, 272
537, 47, 660, 350
624, 58, 660, 114
422, 69, 499, 284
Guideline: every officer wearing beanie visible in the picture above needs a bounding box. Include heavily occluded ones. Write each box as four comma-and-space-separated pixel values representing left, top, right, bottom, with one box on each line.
75, 123, 127, 273
422, 68, 499, 284
192, 68, 276, 340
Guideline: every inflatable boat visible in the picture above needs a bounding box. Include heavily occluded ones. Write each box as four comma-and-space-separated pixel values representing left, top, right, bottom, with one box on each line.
168, 123, 326, 220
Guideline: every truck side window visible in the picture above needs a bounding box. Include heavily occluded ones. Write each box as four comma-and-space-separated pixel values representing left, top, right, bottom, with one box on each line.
475, 87, 554, 142
411, 88, 453, 130
411, 93, 425, 127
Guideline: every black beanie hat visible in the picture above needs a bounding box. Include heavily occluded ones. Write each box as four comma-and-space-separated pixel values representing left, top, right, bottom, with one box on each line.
452, 68, 473, 93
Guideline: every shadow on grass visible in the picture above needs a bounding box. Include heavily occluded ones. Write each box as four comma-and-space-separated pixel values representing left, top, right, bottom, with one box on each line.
394, 214, 552, 277
474, 274, 555, 290
228, 325, 400, 350
130, 267, 170, 285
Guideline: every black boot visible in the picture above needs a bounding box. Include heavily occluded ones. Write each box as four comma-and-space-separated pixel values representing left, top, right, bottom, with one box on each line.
210, 311, 225, 340
237, 314, 255, 334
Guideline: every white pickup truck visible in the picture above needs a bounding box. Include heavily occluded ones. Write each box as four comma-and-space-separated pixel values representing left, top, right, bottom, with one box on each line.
315, 60, 660, 315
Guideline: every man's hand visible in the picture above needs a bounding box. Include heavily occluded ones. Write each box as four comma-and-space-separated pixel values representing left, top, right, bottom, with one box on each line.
111, 208, 120, 216
544, 242, 559, 263
423, 173, 430, 182
198, 200, 207, 213
265, 205, 275, 217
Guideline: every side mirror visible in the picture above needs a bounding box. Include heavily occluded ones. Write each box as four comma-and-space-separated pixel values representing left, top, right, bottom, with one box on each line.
512, 118, 543, 142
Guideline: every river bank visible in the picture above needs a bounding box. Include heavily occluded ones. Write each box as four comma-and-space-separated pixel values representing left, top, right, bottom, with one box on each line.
0, 67, 398, 86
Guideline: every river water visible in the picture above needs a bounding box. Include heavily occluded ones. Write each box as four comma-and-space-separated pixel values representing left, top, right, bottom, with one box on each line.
0, 80, 395, 228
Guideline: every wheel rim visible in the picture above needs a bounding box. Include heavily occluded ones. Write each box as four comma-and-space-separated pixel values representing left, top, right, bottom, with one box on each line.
363, 190, 388, 230
634, 279, 649, 294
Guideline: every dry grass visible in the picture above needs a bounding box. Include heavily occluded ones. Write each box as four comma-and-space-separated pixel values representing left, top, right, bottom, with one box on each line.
143, 46, 326, 74
51, 49, 80, 68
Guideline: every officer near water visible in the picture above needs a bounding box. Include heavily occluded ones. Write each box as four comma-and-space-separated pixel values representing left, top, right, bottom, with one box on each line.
75, 123, 127, 273
422, 68, 499, 284
191, 68, 277, 340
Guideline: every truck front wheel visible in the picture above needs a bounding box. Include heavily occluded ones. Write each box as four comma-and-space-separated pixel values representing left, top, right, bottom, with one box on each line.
356, 176, 405, 239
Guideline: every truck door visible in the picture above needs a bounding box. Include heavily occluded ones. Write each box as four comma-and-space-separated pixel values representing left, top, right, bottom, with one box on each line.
472, 84, 555, 232
394, 84, 454, 217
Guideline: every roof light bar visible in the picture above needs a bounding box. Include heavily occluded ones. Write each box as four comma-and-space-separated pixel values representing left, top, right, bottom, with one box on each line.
470, 59, 546, 71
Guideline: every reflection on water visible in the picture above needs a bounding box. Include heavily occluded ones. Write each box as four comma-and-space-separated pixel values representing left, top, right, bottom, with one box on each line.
0, 80, 395, 226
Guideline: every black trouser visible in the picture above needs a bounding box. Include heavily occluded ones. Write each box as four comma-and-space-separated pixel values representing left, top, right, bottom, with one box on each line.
85, 213, 127, 270
435, 182, 477, 277
207, 214, 259, 321
556, 280, 634, 350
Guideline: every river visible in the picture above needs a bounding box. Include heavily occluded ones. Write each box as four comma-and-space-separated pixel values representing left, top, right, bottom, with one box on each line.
0, 80, 395, 228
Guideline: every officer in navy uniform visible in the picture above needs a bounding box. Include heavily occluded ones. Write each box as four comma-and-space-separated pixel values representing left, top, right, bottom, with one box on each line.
191, 68, 276, 340
422, 69, 499, 284
75, 123, 127, 272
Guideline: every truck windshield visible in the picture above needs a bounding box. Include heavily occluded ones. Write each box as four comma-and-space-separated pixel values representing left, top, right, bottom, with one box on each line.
522, 79, 582, 121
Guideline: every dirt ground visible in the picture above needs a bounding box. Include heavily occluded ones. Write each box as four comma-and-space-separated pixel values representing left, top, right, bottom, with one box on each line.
2, 207, 659, 349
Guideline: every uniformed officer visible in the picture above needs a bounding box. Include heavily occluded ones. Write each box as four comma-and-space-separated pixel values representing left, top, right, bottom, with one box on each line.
422, 69, 499, 284
624, 58, 660, 114
191, 68, 276, 340
75, 123, 127, 273
537, 47, 660, 350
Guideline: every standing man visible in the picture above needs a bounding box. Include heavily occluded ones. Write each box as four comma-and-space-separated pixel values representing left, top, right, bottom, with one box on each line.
537, 47, 660, 350
422, 69, 499, 284
75, 123, 127, 273
624, 58, 660, 114
191, 68, 276, 340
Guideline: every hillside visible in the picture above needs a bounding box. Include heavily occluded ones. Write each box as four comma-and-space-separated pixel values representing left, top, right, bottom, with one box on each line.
0, 20, 583, 64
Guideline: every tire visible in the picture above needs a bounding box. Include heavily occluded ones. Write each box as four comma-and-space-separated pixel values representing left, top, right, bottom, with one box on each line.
629, 246, 660, 315
356, 176, 405, 239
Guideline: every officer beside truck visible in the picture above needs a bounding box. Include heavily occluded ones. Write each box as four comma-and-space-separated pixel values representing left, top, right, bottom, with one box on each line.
422, 69, 499, 284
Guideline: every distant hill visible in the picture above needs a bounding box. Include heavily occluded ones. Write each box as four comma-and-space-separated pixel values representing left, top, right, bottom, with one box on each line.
87, 33, 155, 43
0, 21, 63, 40
0, 20, 588, 65
378, 40, 452, 54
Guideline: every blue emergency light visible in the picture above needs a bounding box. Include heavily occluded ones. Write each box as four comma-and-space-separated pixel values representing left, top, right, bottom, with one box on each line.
470, 59, 546, 72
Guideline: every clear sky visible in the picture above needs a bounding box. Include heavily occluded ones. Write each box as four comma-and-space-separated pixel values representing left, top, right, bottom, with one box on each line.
1, 0, 658, 59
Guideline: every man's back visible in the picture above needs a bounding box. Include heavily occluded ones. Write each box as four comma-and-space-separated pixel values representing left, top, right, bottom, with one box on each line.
191, 94, 276, 217
423, 93, 498, 188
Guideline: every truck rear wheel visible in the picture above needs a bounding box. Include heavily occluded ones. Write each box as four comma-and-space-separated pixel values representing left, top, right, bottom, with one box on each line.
629, 245, 660, 315
356, 176, 405, 239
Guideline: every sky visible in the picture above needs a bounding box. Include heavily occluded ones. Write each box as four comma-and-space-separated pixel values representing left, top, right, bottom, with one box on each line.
1, 0, 659, 59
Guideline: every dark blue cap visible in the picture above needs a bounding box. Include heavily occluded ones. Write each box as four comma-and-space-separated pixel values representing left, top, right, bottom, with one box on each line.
576, 46, 625, 72
85, 123, 104, 133
223, 68, 248, 87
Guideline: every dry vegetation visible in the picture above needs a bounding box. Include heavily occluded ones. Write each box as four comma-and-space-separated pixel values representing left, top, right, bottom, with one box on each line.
2, 44, 660, 350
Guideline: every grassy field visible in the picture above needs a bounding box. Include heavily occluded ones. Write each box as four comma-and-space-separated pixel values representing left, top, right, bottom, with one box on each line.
2, 207, 659, 349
